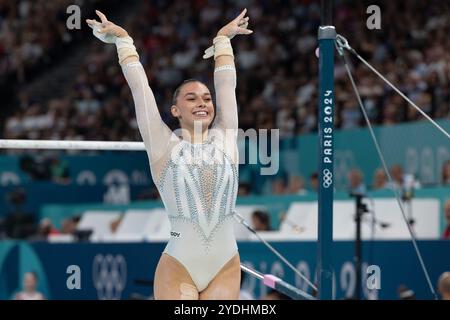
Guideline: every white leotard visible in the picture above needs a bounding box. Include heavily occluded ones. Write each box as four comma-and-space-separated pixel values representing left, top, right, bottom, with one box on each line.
122, 61, 239, 291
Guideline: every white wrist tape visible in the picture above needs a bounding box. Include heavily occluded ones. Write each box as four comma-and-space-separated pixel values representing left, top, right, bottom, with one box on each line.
213, 36, 234, 60
115, 36, 139, 64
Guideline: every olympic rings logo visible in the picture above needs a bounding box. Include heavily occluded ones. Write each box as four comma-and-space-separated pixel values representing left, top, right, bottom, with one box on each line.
322, 169, 333, 188
92, 254, 127, 300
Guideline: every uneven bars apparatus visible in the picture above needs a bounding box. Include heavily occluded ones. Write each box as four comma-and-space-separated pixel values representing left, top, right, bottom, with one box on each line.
317, 0, 335, 300
0, 4, 340, 298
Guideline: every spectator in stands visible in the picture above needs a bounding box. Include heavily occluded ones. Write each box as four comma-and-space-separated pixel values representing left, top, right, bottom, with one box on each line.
49, 156, 71, 184
309, 172, 319, 192
19, 154, 71, 184
5, 188, 35, 239
387, 164, 421, 192
347, 168, 367, 195
30, 218, 59, 240
372, 168, 388, 190
19, 154, 51, 181
271, 178, 286, 195
60, 215, 81, 235
13, 272, 45, 300
442, 160, 450, 185
286, 175, 308, 195
238, 182, 251, 196
438, 271, 450, 300
340, 100, 362, 129
251, 210, 272, 231
442, 200, 450, 240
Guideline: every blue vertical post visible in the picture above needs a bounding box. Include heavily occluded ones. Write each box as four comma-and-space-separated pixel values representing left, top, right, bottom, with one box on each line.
317, 0, 335, 300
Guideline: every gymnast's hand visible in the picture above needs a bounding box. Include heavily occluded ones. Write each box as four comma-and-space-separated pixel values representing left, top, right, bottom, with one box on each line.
86, 10, 128, 44
203, 9, 252, 59
217, 8, 253, 38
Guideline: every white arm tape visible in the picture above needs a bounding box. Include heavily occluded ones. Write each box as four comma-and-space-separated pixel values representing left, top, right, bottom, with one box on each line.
213, 36, 234, 60
116, 36, 139, 64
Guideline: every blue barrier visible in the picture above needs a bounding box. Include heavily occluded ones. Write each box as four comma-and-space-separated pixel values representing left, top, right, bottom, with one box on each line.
0, 240, 449, 300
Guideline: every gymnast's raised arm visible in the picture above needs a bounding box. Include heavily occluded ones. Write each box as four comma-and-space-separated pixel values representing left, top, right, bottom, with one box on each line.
206, 9, 253, 132
86, 10, 173, 164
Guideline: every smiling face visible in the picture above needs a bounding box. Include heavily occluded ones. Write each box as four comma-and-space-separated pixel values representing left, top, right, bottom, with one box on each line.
171, 81, 215, 132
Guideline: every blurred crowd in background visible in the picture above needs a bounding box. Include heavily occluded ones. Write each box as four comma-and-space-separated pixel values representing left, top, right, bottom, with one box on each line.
1, 0, 449, 140
0, 0, 77, 83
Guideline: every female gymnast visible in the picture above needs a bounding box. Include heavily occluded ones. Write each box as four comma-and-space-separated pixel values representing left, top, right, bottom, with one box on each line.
87, 9, 252, 299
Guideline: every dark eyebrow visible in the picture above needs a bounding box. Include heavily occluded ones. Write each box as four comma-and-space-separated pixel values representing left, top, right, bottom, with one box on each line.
184, 92, 211, 97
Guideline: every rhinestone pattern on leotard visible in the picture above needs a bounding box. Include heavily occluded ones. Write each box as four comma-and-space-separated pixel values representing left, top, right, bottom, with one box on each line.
155, 137, 238, 249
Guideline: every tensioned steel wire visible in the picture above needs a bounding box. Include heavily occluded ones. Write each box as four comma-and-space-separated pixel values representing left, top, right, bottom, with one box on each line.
335, 34, 439, 299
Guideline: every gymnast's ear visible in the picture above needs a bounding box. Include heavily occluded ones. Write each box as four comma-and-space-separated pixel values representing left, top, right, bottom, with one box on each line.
171, 105, 181, 118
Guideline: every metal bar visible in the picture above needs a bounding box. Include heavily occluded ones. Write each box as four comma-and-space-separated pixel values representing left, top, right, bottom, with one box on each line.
0, 139, 146, 151
337, 48, 438, 300
241, 264, 263, 280
241, 264, 316, 300
234, 213, 317, 291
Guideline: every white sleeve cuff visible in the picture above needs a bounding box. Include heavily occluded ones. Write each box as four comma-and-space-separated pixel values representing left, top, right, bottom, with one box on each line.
214, 65, 235, 73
